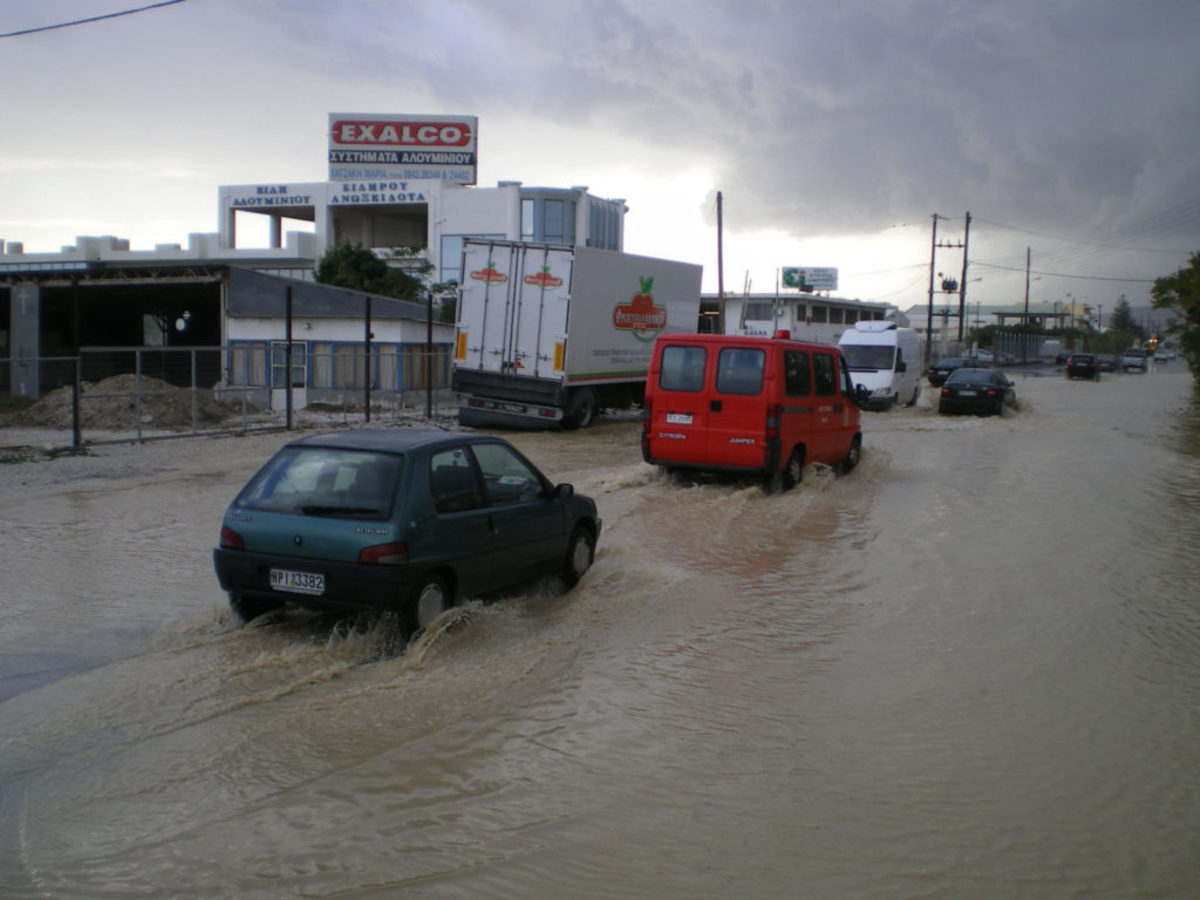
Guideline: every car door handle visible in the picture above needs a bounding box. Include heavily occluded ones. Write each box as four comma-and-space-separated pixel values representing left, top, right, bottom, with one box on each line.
710, 400, 722, 412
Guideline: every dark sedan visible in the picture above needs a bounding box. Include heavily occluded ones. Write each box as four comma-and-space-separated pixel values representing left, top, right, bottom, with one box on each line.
213, 429, 602, 635
1096, 353, 1120, 372
1065, 353, 1101, 380
938, 367, 1018, 416
926, 356, 984, 387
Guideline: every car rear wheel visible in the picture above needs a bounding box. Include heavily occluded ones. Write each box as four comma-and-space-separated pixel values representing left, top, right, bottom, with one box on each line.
562, 526, 595, 587
410, 574, 450, 635
229, 591, 282, 624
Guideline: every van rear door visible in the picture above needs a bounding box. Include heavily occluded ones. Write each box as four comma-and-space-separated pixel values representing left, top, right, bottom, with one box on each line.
708, 344, 768, 471
646, 341, 711, 465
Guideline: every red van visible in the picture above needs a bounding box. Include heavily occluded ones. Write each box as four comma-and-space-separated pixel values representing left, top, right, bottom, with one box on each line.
641, 333, 864, 491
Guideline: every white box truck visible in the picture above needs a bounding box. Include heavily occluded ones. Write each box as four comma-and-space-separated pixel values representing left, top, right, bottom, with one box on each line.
452, 239, 703, 429
837, 320, 922, 409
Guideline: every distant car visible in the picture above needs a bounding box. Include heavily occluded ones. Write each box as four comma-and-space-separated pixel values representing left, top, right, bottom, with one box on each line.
212, 430, 602, 633
1055, 351, 1071, 365
1096, 353, 1120, 372
1157, 346, 1178, 362
1121, 348, 1149, 372
927, 356, 984, 387
1065, 353, 1100, 381
938, 367, 1018, 416
972, 348, 994, 363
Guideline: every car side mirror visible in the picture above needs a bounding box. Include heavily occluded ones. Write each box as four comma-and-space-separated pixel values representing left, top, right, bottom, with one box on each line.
554, 483, 575, 499
896, 361, 907, 373
854, 384, 871, 408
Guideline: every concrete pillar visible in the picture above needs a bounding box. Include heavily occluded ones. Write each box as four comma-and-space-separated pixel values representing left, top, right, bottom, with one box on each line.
10, 282, 40, 398
270, 214, 282, 248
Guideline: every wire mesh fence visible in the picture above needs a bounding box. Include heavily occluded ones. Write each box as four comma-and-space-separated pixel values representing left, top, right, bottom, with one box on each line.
1, 345, 459, 449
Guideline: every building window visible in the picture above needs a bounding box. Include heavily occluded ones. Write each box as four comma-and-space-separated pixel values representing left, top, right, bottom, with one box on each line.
521, 199, 534, 241
845, 309, 858, 324
810, 306, 828, 323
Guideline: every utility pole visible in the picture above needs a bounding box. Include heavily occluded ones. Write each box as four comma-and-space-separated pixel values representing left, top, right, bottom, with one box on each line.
926, 213, 939, 368
957, 211, 971, 342
1022, 247, 1031, 364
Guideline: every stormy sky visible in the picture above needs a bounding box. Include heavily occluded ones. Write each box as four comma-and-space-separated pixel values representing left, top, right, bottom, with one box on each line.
2, 0, 1198, 313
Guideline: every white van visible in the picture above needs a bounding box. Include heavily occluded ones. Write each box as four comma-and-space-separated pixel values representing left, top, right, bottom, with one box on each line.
837, 321, 922, 409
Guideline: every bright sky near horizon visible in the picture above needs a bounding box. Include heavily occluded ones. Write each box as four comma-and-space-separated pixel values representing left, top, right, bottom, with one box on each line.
3, 0, 1199, 315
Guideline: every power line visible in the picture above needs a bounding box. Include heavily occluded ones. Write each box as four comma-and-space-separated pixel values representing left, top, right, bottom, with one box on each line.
972, 260, 1154, 284
0, 0, 188, 39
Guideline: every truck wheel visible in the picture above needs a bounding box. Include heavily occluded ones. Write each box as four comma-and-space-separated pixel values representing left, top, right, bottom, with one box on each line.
564, 389, 597, 430
562, 526, 595, 587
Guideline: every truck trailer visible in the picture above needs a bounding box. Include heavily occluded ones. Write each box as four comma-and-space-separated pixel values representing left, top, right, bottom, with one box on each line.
452, 238, 703, 429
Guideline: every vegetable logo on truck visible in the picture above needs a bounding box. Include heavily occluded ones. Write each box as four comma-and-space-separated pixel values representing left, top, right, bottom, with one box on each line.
469, 260, 508, 283
612, 276, 668, 342
524, 266, 564, 289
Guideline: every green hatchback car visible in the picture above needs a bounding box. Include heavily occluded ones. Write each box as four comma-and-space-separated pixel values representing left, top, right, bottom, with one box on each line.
212, 429, 601, 633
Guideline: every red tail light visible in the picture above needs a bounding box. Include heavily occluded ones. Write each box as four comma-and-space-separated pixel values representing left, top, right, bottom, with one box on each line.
641, 398, 652, 434
358, 542, 408, 565
985, 389, 997, 398
766, 403, 782, 440
219, 525, 244, 550
941, 386, 950, 396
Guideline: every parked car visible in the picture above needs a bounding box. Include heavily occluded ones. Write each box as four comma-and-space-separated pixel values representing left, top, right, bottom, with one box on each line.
927, 356, 984, 387
1096, 353, 1120, 372
1157, 346, 1178, 362
1065, 353, 1101, 381
212, 430, 602, 632
938, 367, 1018, 416
1121, 348, 1149, 372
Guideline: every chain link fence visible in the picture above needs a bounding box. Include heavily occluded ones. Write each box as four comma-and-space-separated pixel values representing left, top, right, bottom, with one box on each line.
1, 345, 458, 450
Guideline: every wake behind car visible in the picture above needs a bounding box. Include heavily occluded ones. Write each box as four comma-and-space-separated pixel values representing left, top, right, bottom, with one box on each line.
938, 367, 1018, 416
212, 430, 601, 632
926, 356, 984, 387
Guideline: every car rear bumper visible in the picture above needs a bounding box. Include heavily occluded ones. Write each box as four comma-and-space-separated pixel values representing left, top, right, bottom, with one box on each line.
213, 547, 419, 612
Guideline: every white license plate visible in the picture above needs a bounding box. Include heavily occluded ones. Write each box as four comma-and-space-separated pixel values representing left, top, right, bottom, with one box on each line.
270, 568, 325, 596
666, 412, 693, 425
958, 390, 977, 397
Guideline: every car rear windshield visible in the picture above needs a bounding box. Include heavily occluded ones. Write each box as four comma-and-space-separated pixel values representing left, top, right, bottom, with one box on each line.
946, 369, 998, 386
659, 345, 707, 392
234, 447, 403, 519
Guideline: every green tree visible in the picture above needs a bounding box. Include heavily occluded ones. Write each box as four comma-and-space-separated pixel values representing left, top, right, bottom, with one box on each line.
1107, 295, 1145, 340
1151, 251, 1200, 380
314, 242, 425, 301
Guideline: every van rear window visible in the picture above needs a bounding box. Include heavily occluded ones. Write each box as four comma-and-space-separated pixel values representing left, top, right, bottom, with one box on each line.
717, 348, 765, 395
659, 345, 707, 392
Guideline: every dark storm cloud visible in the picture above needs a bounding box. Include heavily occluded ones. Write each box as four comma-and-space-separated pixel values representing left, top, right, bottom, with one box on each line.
313, 0, 1197, 251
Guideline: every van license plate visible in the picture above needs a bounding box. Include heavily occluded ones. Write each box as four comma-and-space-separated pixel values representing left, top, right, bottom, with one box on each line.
666, 413, 693, 425
271, 568, 325, 595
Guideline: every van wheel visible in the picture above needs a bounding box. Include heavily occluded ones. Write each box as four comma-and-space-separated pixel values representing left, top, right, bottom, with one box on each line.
564, 389, 597, 430
839, 437, 862, 474
766, 448, 804, 494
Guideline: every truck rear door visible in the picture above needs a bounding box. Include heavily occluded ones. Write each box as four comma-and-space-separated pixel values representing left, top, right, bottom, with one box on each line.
455, 242, 573, 381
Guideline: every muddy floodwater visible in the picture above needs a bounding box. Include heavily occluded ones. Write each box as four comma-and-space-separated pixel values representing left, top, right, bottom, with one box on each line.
2, 365, 1198, 898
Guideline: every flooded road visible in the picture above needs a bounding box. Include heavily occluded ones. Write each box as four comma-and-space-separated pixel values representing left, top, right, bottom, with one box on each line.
2, 365, 1198, 898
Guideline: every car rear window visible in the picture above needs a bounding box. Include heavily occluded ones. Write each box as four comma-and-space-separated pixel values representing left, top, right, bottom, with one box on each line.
717, 347, 765, 395
234, 447, 402, 519
659, 345, 707, 392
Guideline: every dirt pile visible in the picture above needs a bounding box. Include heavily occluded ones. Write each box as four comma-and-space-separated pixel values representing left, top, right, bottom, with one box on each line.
9, 374, 252, 430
